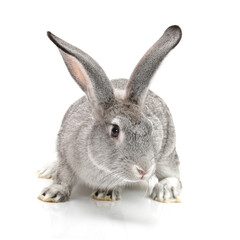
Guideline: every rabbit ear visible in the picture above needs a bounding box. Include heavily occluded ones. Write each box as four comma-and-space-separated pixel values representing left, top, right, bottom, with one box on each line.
47, 32, 114, 115
125, 25, 182, 106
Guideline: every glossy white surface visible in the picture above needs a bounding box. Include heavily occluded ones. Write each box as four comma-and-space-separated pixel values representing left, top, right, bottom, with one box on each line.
1, 166, 239, 240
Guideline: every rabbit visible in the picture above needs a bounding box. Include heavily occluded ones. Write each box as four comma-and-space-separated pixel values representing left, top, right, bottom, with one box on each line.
37, 25, 182, 203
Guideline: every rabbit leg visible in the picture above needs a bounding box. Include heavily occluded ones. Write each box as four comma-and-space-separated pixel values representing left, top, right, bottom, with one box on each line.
38, 161, 75, 203
91, 189, 121, 201
151, 150, 182, 203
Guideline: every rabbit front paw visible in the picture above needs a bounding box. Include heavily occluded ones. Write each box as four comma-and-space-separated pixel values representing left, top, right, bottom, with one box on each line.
92, 189, 120, 201
38, 184, 70, 203
36, 162, 56, 179
151, 177, 182, 203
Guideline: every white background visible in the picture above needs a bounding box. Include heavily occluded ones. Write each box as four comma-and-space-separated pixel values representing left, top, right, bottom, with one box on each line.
1, 0, 240, 239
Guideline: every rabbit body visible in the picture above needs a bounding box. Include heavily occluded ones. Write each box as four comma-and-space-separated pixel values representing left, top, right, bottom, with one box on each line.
57, 79, 178, 187
38, 26, 182, 203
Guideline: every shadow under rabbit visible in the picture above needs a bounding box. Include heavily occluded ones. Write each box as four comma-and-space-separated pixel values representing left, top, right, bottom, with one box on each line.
38, 180, 163, 225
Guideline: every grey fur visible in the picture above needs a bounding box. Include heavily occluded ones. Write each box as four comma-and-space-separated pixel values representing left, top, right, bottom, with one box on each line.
126, 25, 182, 106
48, 32, 115, 115
38, 26, 182, 203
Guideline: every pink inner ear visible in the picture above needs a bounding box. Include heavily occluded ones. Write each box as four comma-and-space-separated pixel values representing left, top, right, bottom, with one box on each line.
60, 50, 90, 92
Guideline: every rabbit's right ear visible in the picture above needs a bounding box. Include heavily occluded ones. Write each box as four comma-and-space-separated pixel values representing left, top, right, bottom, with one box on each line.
47, 32, 115, 116
125, 25, 182, 106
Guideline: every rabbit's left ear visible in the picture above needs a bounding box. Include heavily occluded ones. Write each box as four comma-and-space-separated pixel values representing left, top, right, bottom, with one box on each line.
125, 25, 182, 106
47, 32, 115, 116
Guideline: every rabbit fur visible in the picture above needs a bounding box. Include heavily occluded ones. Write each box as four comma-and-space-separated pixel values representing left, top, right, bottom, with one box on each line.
37, 25, 182, 203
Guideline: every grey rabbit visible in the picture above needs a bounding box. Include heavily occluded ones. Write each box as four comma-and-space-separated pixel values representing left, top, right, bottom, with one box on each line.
37, 25, 182, 203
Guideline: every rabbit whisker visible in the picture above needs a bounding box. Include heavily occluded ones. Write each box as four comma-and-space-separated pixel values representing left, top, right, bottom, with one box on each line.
95, 170, 123, 190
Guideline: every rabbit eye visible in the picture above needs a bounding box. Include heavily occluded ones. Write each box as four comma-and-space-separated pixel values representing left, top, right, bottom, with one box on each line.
111, 124, 120, 138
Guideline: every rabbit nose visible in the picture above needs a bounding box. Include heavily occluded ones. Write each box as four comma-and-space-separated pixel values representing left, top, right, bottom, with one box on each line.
136, 167, 146, 176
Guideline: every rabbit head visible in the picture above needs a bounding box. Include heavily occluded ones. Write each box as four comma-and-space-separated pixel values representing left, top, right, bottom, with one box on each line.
47, 26, 181, 184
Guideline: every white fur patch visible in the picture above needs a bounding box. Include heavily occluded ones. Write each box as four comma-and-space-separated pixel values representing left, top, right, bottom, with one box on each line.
36, 162, 56, 179
111, 118, 121, 126
114, 89, 126, 100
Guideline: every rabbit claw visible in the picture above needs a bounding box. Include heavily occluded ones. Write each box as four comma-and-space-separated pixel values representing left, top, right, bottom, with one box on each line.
92, 189, 120, 201
151, 177, 182, 203
38, 184, 70, 203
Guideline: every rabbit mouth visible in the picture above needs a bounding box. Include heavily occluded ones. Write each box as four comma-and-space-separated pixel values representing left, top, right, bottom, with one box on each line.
132, 164, 155, 181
